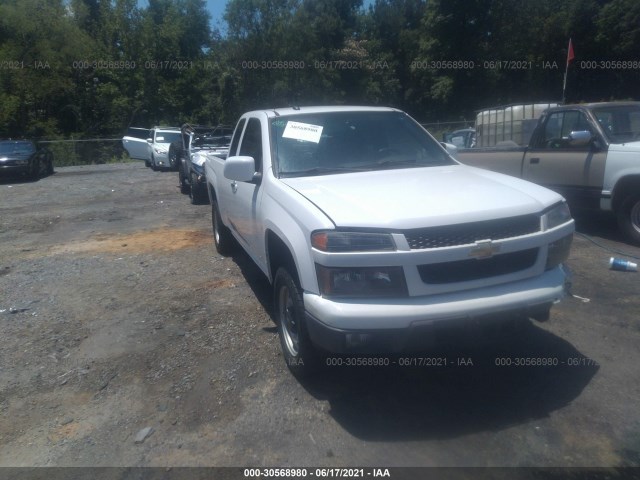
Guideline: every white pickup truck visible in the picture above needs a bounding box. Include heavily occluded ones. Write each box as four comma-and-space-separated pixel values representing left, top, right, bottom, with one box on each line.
204, 106, 574, 375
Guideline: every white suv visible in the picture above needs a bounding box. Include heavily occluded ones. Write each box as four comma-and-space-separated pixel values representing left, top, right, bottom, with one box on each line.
147, 127, 181, 171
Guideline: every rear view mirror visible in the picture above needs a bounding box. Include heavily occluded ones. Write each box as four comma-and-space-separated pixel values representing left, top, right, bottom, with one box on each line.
568, 130, 592, 147
224, 156, 256, 182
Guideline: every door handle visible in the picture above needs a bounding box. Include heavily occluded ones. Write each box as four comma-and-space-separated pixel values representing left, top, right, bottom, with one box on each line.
231, 181, 238, 193
529, 157, 540, 164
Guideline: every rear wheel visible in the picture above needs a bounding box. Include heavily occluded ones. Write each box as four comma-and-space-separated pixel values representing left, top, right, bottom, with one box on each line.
274, 267, 319, 377
211, 199, 235, 256
617, 193, 640, 245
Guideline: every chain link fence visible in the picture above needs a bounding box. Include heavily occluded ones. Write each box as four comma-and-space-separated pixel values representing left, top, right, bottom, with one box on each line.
36, 123, 474, 168
38, 138, 132, 167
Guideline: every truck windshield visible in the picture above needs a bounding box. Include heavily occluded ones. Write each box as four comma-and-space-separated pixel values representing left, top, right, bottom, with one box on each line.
193, 135, 231, 148
271, 111, 454, 178
591, 105, 640, 144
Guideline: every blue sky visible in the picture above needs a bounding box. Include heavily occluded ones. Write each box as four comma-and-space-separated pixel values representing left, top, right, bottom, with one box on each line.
139, 0, 375, 35
205, 0, 375, 35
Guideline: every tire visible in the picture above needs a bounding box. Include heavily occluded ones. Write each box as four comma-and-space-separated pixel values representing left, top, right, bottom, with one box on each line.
46, 154, 54, 175
189, 172, 206, 204
145, 158, 151, 168
617, 193, 640, 246
274, 267, 319, 377
168, 145, 178, 171
150, 154, 158, 171
179, 169, 189, 194
211, 199, 235, 256
30, 160, 40, 181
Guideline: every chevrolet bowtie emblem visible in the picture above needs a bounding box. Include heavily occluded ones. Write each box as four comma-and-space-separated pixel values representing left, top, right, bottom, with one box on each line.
468, 239, 500, 259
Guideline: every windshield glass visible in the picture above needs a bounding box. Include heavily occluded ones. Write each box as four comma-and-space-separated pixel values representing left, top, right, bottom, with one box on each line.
0, 141, 35, 155
592, 105, 640, 144
193, 135, 232, 148
154, 132, 181, 144
270, 111, 454, 178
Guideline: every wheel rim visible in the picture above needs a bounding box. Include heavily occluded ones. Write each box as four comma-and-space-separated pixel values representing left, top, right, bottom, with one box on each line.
278, 284, 299, 357
631, 201, 640, 234
213, 206, 221, 244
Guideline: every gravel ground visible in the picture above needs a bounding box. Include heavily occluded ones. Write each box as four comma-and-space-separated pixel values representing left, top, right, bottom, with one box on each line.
0, 162, 639, 471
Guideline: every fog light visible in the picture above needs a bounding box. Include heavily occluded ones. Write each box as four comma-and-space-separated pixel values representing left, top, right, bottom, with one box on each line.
346, 333, 373, 348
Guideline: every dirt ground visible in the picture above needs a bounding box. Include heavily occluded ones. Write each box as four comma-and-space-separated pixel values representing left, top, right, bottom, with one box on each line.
1, 162, 639, 471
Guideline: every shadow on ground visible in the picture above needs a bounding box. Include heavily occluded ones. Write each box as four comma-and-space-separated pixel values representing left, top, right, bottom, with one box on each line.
229, 236, 598, 442
299, 320, 597, 441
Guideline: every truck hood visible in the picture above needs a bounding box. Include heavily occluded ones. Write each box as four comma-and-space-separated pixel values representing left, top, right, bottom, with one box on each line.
608, 141, 640, 153
280, 165, 563, 229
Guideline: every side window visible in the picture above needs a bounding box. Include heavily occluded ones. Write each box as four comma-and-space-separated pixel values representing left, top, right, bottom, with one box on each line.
542, 113, 563, 146
539, 111, 591, 149
239, 118, 263, 172
229, 119, 246, 157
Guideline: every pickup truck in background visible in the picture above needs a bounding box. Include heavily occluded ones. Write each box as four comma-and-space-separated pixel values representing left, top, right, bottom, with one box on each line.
204, 106, 574, 376
169, 124, 233, 204
455, 102, 640, 244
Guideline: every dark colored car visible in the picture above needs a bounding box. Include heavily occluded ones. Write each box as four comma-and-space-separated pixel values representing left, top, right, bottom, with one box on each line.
0, 140, 54, 180
169, 124, 233, 204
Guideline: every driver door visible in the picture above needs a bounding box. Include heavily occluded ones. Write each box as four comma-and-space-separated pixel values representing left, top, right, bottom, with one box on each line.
523, 110, 606, 208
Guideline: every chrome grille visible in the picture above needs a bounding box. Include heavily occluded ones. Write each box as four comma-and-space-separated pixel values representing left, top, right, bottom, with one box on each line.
404, 215, 540, 249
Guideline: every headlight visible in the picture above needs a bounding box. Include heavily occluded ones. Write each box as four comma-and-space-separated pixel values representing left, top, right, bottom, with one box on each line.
311, 231, 396, 252
544, 202, 572, 230
154, 146, 168, 154
316, 265, 408, 298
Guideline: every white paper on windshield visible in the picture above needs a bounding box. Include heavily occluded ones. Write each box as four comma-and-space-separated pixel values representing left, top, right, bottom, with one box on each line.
155, 136, 164, 141
282, 121, 323, 143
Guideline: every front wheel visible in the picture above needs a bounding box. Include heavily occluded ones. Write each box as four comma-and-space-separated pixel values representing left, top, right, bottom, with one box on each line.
274, 268, 319, 377
190, 172, 207, 204
179, 168, 189, 194
617, 193, 640, 245
30, 160, 41, 181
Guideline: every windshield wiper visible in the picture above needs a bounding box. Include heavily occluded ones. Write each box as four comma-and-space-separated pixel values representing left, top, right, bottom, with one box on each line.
279, 166, 364, 178
359, 159, 419, 169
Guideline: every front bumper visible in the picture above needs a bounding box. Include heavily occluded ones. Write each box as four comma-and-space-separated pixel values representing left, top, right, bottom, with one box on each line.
303, 265, 570, 353
0, 164, 31, 176
152, 151, 170, 168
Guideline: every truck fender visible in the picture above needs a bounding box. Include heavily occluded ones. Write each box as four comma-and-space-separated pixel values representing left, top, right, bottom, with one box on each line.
263, 217, 319, 295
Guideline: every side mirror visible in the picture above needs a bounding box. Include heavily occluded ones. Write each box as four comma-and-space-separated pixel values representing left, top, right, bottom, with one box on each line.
224, 156, 256, 182
146, 138, 152, 143
567, 130, 592, 147
441, 142, 458, 159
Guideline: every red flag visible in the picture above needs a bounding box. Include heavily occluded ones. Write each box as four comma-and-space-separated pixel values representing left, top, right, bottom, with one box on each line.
567, 38, 575, 65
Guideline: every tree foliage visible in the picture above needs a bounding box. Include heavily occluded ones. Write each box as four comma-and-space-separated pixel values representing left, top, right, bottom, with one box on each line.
0, 0, 638, 140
